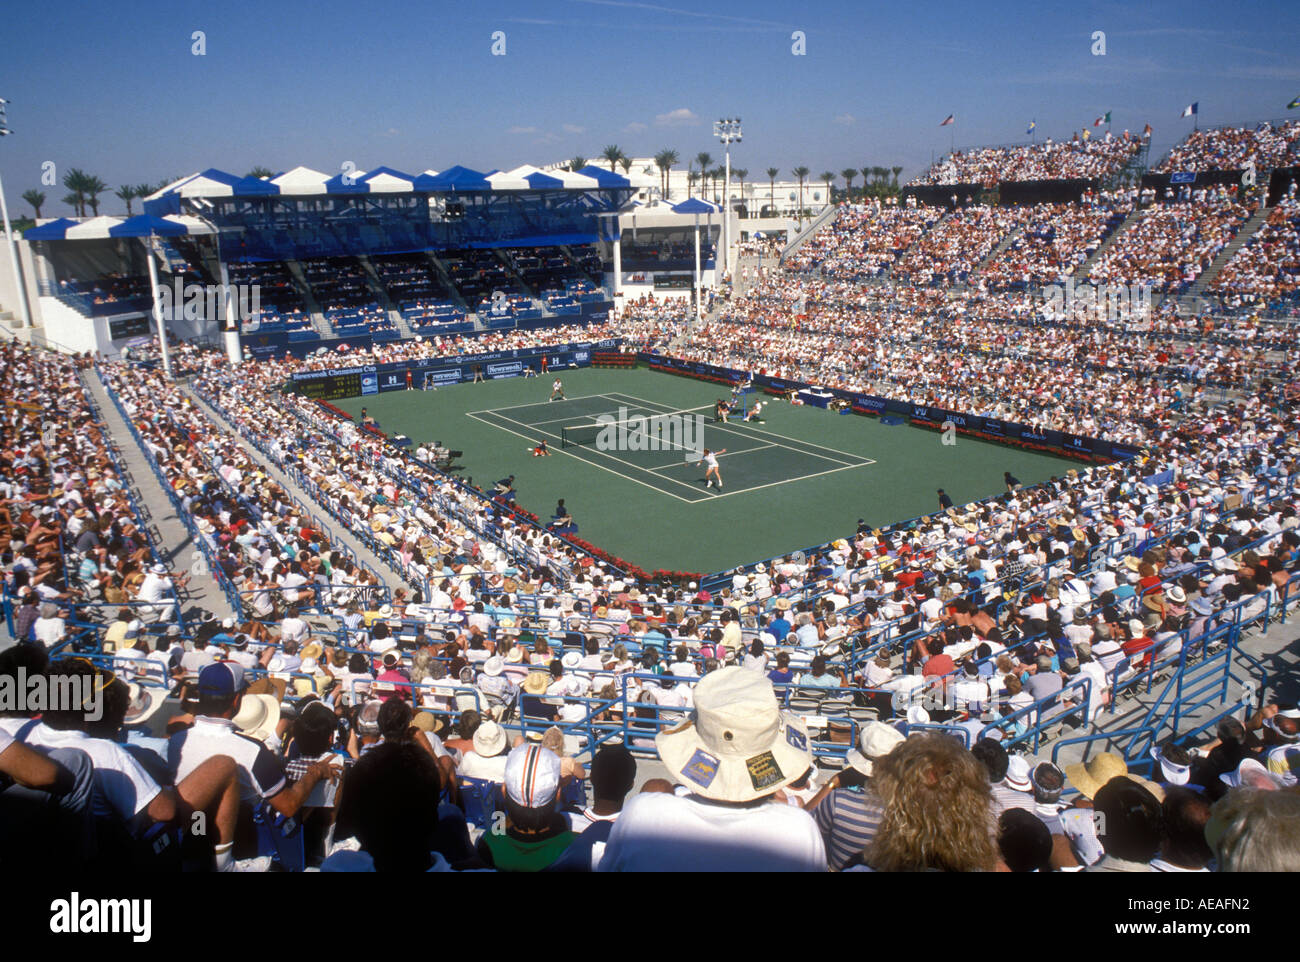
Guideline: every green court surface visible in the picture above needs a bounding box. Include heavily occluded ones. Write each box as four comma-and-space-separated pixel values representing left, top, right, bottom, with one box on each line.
335, 368, 1075, 575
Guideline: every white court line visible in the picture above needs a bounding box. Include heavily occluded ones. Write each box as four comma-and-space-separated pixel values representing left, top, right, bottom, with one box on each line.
706, 461, 871, 499
466, 392, 613, 416
646, 443, 777, 472
605, 391, 876, 466
470, 407, 719, 500
464, 411, 703, 504
523, 402, 715, 430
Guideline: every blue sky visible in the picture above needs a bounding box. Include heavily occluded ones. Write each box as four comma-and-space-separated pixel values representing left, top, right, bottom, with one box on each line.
2, 0, 1298, 215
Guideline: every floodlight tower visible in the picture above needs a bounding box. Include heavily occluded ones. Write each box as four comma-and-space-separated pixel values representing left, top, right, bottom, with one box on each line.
713, 117, 742, 280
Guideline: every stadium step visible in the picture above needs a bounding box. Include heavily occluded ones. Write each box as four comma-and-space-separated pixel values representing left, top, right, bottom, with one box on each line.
423, 252, 473, 314
974, 225, 1023, 275
779, 203, 838, 260
1180, 203, 1271, 302
1070, 205, 1144, 283
180, 384, 412, 592
81, 370, 236, 623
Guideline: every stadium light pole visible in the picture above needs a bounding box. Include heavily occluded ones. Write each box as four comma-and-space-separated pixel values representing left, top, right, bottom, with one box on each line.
0, 98, 34, 330
713, 117, 741, 282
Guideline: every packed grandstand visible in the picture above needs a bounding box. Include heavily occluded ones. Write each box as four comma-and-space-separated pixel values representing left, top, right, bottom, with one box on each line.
3, 115, 1300, 877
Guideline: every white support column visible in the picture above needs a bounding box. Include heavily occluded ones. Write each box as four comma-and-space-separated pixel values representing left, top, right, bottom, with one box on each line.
218, 258, 241, 364
0, 170, 32, 328
145, 236, 172, 380
612, 233, 622, 304
693, 213, 702, 323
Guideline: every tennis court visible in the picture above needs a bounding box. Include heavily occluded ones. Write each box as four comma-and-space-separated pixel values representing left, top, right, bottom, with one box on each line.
467, 391, 876, 503
335, 367, 1075, 574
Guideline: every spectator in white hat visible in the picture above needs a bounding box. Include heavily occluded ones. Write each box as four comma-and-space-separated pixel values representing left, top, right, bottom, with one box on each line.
458, 720, 510, 783
599, 666, 826, 871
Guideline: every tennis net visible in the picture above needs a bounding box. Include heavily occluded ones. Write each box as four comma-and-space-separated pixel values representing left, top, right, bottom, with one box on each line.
560, 409, 707, 451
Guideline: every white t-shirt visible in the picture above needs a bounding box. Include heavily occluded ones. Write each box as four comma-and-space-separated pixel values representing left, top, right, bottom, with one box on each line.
22, 723, 161, 822
598, 791, 827, 872
458, 751, 508, 783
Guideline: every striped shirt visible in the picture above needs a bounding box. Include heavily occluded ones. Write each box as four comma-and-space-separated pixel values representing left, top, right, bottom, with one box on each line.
813, 786, 886, 871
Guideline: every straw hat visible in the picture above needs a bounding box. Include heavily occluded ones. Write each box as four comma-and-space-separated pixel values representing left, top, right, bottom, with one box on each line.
1062, 752, 1128, 799
522, 672, 551, 696
232, 693, 281, 744
473, 721, 508, 758
123, 683, 167, 727
655, 666, 811, 803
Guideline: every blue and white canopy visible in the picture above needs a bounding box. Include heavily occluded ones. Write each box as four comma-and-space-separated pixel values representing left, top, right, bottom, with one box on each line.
144, 162, 631, 202
24, 214, 216, 241
671, 198, 721, 215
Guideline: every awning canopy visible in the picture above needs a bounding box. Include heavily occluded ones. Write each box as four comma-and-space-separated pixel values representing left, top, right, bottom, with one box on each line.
22, 214, 216, 241
671, 198, 722, 215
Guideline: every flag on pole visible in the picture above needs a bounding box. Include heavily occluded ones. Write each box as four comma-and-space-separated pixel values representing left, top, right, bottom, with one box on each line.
940, 114, 954, 126
1289, 96, 1300, 110
1143, 123, 1152, 137
1093, 111, 1111, 126
1181, 102, 1198, 118
1026, 120, 1036, 135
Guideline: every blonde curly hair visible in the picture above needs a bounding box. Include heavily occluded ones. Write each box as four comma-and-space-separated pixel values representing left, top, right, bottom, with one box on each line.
866, 734, 997, 872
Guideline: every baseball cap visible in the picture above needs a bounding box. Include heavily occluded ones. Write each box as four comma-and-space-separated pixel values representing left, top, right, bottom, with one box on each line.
197, 662, 246, 699
503, 743, 562, 809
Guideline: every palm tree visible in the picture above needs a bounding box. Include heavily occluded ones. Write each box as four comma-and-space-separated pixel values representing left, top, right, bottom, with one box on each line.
82, 175, 108, 216
695, 152, 713, 186
21, 189, 45, 219
820, 171, 835, 204
115, 184, 137, 216
891, 165, 903, 187
62, 168, 93, 217
134, 183, 155, 203
568, 156, 588, 173
792, 166, 810, 226
601, 145, 623, 171
841, 168, 858, 198
245, 166, 274, 179
619, 157, 632, 176
687, 170, 699, 195
654, 149, 678, 200
766, 167, 779, 215
732, 168, 748, 209
62, 193, 82, 215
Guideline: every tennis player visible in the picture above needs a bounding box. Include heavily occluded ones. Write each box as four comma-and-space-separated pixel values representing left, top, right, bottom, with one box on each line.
699, 448, 727, 489
744, 400, 764, 422
549, 377, 566, 402
531, 438, 551, 457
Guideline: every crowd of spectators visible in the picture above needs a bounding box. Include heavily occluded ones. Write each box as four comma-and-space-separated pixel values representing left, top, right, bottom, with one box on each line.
913, 135, 1142, 186
1155, 120, 1300, 174
1210, 198, 1300, 306
1087, 194, 1251, 292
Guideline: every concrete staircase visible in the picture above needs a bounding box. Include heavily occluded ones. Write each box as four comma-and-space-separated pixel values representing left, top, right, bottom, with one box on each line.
1068, 206, 1144, 283
974, 225, 1024, 275
81, 371, 235, 622
1180, 204, 1271, 301
356, 255, 414, 338
284, 259, 332, 337
780, 204, 839, 260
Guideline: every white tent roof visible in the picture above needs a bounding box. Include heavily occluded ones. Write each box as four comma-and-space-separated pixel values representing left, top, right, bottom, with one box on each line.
270, 166, 330, 195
